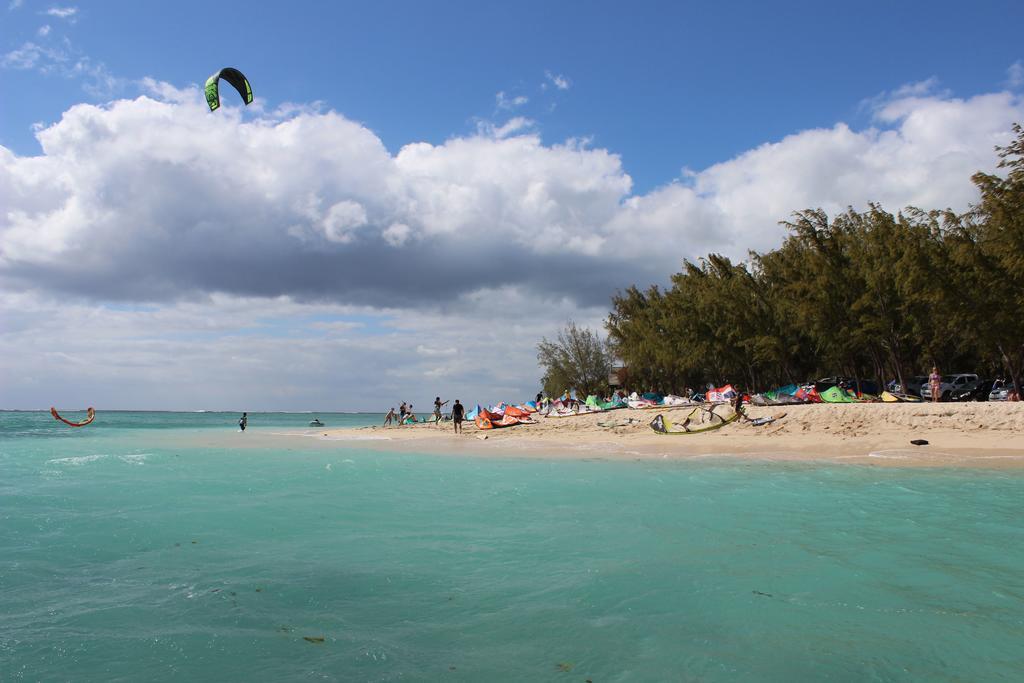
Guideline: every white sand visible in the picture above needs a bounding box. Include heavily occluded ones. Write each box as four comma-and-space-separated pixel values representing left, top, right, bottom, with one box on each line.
316, 402, 1024, 468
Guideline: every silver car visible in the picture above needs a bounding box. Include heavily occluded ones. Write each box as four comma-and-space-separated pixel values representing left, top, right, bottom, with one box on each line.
989, 379, 1014, 401
919, 374, 979, 401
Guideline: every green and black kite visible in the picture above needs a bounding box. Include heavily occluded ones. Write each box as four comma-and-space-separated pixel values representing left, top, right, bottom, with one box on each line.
204, 67, 253, 112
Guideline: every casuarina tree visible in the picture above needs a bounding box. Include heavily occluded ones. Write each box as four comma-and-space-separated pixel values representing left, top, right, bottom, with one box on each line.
537, 321, 612, 398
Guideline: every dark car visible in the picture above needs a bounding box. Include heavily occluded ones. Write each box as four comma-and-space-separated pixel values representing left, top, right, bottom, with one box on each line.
948, 378, 994, 402
896, 375, 929, 396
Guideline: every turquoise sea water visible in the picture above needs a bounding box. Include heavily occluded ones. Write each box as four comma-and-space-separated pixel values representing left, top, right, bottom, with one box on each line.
2, 411, 1022, 681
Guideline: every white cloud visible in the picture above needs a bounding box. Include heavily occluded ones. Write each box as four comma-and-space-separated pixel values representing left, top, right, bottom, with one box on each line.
46, 6, 77, 19
3, 86, 1020, 291
416, 344, 457, 357
477, 116, 536, 139
0, 289, 603, 410
859, 77, 950, 119
38, 24, 52, 37
1, 42, 55, 69
1, 82, 1022, 408
606, 91, 1022, 259
544, 70, 571, 91
3, 86, 1020, 298
891, 77, 942, 98
1, 39, 121, 95
322, 200, 369, 243
72, 57, 120, 96
382, 222, 411, 247
308, 320, 365, 333
496, 90, 529, 110
9, 0, 24, 9
139, 77, 193, 104
1008, 61, 1024, 89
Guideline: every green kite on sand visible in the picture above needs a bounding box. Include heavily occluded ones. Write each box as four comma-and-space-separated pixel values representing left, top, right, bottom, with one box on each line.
819, 386, 858, 403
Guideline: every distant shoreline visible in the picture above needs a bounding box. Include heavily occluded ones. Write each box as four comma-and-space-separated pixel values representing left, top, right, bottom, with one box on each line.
0, 409, 385, 414
310, 402, 1024, 469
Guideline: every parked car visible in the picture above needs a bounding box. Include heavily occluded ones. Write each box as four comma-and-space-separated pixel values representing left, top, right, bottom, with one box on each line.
948, 378, 994, 402
893, 375, 928, 396
989, 379, 1019, 401
918, 374, 981, 401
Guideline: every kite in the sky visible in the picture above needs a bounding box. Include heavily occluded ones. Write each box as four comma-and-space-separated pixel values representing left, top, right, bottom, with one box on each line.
204, 67, 253, 112
50, 406, 96, 427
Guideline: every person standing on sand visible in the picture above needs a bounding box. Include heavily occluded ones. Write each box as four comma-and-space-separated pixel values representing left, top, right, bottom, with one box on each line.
929, 366, 942, 402
433, 396, 449, 424
451, 399, 464, 434
732, 391, 747, 418
238, 412, 247, 431
384, 407, 396, 426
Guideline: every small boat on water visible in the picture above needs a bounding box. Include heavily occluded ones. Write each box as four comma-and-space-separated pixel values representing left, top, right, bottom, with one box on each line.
309, 418, 324, 427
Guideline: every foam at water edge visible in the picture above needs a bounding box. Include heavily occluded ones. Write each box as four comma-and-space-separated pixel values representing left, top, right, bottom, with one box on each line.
265, 431, 391, 441
46, 452, 152, 466
47, 453, 111, 466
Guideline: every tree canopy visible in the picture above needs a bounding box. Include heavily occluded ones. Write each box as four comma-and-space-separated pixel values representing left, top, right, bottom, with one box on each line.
605, 124, 1024, 397
537, 321, 612, 397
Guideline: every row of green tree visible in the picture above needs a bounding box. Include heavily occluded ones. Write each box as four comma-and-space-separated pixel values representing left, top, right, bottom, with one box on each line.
599, 124, 1024, 399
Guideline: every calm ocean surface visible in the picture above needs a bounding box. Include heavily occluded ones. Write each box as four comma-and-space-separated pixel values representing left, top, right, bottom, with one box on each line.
2, 411, 1022, 681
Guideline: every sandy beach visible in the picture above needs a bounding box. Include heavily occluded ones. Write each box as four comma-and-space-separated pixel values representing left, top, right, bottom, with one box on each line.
315, 402, 1024, 467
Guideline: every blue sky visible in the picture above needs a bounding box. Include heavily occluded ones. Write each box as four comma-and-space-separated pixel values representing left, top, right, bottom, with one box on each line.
4, 0, 1022, 192
2, 1, 1023, 410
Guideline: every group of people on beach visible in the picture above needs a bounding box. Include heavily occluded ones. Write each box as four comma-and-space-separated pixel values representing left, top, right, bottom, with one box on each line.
383, 402, 417, 426
383, 397, 466, 433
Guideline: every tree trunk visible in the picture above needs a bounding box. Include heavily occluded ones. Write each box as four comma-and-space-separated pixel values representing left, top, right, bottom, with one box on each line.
999, 343, 1023, 401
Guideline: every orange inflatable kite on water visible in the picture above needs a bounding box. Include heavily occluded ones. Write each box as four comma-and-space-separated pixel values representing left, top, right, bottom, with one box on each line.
50, 407, 96, 427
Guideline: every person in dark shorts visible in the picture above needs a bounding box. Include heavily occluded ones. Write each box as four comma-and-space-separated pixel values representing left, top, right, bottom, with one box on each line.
239, 412, 247, 431
451, 400, 464, 433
